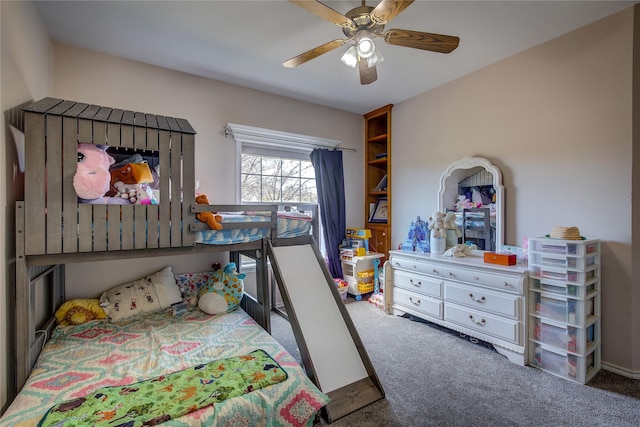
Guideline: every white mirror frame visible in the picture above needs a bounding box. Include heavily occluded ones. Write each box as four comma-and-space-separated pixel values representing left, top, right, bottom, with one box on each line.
437, 156, 504, 252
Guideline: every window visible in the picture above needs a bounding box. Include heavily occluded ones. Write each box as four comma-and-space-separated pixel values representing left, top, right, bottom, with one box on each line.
224, 123, 339, 204
241, 154, 316, 203
224, 123, 342, 262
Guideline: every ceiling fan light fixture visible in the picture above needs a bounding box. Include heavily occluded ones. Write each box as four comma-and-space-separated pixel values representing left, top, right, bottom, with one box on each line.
340, 45, 359, 69
356, 35, 376, 59
366, 49, 384, 68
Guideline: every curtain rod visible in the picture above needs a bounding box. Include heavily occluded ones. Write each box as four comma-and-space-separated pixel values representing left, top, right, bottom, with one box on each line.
326, 145, 357, 152
222, 124, 357, 153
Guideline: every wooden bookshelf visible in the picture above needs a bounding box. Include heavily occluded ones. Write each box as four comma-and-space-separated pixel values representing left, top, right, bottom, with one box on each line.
364, 104, 392, 259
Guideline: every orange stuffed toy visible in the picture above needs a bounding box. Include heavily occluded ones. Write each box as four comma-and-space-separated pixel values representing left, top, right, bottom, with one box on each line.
195, 194, 222, 230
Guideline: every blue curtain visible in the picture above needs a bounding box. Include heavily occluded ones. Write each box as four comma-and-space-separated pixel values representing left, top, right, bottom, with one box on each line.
310, 148, 345, 278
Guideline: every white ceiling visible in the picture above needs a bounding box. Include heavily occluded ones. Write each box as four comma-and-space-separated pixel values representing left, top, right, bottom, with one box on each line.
33, 0, 635, 115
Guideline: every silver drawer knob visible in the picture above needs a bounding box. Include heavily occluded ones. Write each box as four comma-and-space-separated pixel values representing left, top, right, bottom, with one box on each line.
410, 279, 422, 287
409, 296, 421, 306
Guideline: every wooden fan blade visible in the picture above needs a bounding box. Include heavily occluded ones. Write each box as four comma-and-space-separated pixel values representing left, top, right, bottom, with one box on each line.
288, 0, 355, 29
371, 0, 415, 24
283, 39, 348, 68
358, 61, 377, 85
383, 28, 459, 53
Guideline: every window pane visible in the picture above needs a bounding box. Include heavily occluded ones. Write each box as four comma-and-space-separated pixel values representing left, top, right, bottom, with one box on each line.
241, 174, 261, 202
282, 159, 300, 178
241, 153, 316, 204
301, 179, 317, 202
301, 160, 315, 178
242, 154, 262, 175
261, 176, 281, 201
282, 178, 300, 202
261, 156, 281, 176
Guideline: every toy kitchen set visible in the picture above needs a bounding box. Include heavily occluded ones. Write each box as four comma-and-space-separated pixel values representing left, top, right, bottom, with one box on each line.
340, 228, 384, 301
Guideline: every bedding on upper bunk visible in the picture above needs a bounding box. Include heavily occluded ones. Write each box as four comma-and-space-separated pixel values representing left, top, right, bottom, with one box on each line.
1, 309, 330, 427
196, 211, 312, 245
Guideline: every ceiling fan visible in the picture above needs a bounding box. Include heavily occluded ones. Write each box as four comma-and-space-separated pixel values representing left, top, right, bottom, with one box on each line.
283, 0, 460, 85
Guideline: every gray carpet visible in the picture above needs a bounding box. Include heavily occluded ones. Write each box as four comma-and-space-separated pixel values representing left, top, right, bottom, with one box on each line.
270, 300, 640, 427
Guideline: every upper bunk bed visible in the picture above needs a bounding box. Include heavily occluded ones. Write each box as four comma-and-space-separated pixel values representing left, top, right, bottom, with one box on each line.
14, 97, 318, 391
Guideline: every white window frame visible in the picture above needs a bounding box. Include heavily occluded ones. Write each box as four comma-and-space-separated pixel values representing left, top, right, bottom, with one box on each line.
223, 123, 341, 202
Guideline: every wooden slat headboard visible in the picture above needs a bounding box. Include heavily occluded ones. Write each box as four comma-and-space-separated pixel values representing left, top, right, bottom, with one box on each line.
21, 98, 197, 256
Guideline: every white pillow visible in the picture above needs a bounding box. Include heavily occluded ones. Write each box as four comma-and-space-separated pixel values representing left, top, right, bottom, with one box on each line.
100, 266, 182, 323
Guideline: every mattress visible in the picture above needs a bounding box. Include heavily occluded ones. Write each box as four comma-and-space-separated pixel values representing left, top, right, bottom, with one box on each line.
1, 309, 329, 426
196, 212, 312, 245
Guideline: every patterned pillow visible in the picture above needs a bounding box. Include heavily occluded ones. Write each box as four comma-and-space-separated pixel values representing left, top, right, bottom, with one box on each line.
174, 271, 217, 306
99, 266, 182, 323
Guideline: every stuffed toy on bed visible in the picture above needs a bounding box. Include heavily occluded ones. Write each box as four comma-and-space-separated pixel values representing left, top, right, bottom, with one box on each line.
73, 143, 128, 204
198, 263, 245, 315
195, 194, 223, 230
55, 298, 107, 326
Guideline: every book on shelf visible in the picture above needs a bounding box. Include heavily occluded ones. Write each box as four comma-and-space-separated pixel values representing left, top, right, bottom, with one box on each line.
374, 152, 388, 159
373, 174, 387, 192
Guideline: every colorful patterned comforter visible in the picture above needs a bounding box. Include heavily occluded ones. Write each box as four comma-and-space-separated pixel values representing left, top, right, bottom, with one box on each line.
1, 310, 329, 427
195, 212, 312, 245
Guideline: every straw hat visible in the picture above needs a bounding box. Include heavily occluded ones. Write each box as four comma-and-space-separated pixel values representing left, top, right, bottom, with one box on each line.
548, 226, 582, 240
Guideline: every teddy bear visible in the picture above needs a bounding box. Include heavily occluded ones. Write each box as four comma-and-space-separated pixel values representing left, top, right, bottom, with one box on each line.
443, 211, 462, 238
195, 194, 222, 230
427, 211, 447, 239
73, 143, 128, 204
112, 181, 155, 204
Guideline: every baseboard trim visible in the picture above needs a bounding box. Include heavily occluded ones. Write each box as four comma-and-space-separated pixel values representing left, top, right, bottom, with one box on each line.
602, 361, 640, 379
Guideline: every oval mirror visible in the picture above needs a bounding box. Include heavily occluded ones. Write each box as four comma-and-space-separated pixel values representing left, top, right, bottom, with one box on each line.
437, 157, 504, 252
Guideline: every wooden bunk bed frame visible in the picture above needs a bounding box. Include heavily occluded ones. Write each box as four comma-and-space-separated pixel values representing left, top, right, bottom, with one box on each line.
14, 97, 318, 393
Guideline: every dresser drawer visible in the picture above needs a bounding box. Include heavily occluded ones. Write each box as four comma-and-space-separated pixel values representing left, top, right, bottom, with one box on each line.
444, 282, 520, 319
393, 288, 442, 319
394, 270, 443, 298
390, 256, 444, 278
445, 304, 519, 343
441, 266, 523, 294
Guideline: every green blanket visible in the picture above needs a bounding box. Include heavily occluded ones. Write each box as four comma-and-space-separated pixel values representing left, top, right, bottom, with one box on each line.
39, 349, 288, 427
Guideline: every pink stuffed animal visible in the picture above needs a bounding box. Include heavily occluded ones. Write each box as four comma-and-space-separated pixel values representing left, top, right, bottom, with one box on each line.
73, 143, 127, 204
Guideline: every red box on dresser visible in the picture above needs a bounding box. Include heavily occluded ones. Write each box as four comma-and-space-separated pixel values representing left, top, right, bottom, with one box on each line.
483, 252, 517, 266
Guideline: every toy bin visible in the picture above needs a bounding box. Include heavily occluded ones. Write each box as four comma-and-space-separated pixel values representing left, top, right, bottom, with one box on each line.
357, 270, 374, 279
528, 238, 600, 257
529, 343, 600, 384
529, 277, 598, 299
530, 292, 598, 327
530, 317, 598, 354
358, 281, 374, 294
333, 278, 348, 302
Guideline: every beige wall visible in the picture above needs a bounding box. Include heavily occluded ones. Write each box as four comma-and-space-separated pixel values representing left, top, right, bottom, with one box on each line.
51, 43, 364, 297
0, 0, 51, 410
393, 7, 636, 375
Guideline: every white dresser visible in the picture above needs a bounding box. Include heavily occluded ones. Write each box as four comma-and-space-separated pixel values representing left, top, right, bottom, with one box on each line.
386, 250, 529, 365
